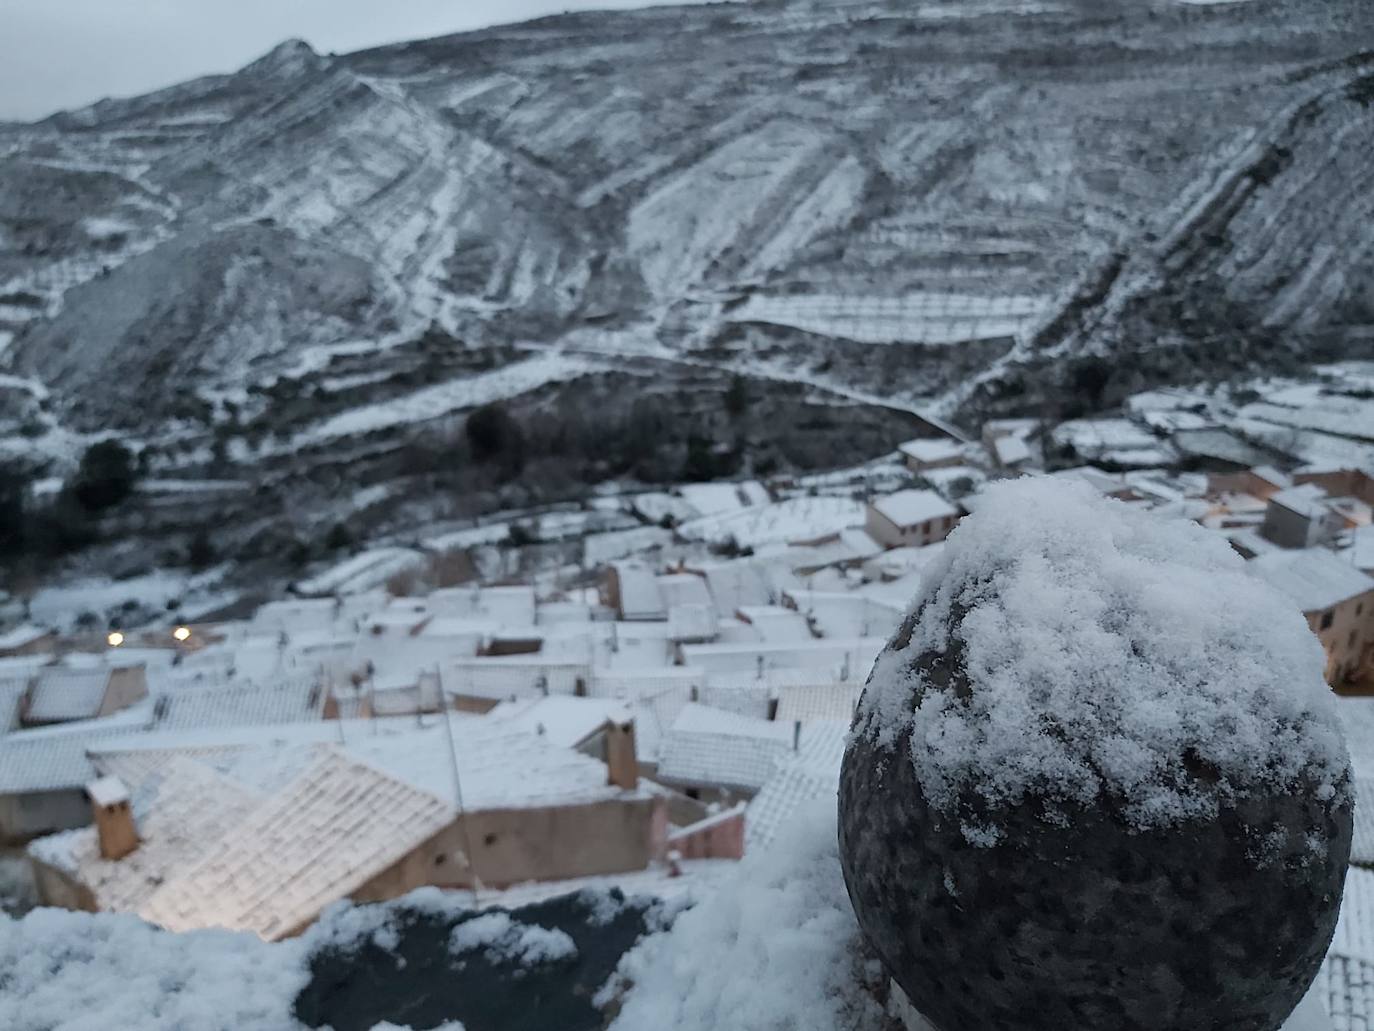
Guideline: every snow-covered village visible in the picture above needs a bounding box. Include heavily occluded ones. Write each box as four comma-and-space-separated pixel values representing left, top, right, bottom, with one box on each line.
4, 0, 1374, 1028
0, 356, 1371, 1028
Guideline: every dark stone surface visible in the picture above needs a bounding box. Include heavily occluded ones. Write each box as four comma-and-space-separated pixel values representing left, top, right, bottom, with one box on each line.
294, 889, 662, 1031
838, 607, 1353, 1031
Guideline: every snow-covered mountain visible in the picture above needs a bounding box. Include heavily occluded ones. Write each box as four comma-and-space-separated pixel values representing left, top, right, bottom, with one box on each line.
1, 0, 1372, 449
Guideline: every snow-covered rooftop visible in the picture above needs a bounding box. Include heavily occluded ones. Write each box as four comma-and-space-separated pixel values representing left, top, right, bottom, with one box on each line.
870, 488, 959, 528
655, 704, 797, 792
0, 624, 51, 651
610, 562, 666, 621
139, 748, 454, 940
341, 721, 647, 812
1251, 549, 1374, 613
31, 758, 262, 915
24, 667, 113, 724
0, 715, 152, 794
993, 434, 1032, 466
151, 677, 323, 730
485, 696, 630, 749
1273, 483, 1334, 521
898, 438, 964, 464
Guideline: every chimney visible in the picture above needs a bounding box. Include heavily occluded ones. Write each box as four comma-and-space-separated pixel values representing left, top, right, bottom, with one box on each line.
606, 719, 639, 790
87, 776, 138, 860
793, 720, 802, 752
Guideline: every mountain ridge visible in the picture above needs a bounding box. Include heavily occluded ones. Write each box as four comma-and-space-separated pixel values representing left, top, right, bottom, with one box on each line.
1, 0, 1372, 455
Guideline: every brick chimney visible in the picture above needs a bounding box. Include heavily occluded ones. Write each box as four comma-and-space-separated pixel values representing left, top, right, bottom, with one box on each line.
87, 776, 138, 860
606, 719, 639, 790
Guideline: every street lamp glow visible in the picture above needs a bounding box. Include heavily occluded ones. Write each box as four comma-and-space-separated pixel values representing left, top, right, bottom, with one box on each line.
106, 631, 125, 647
172, 626, 191, 642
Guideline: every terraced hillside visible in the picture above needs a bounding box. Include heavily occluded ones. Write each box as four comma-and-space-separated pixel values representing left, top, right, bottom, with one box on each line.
0, 0, 1371, 468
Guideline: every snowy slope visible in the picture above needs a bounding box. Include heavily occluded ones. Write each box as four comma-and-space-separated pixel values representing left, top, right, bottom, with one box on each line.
0, 0, 1371, 448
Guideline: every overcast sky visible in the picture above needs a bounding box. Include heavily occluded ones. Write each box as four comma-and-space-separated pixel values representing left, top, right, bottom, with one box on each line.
0, 0, 702, 122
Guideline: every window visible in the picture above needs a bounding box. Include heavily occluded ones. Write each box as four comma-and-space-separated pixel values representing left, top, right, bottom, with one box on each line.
1320, 610, 1335, 630
1353, 631, 1360, 650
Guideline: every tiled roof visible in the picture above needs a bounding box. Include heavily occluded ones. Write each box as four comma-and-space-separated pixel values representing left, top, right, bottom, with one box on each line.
668, 603, 718, 642
1334, 867, 1374, 969
736, 606, 813, 643
24, 668, 111, 723
1251, 549, 1374, 612
745, 765, 836, 853
655, 704, 796, 792
697, 684, 771, 720
344, 723, 642, 811
1354, 776, 1374, 869
898, 438, 965, 464
630, 685, 695, 763
0, 677, 28, 731
0, 719, 150, 794
611, 562, 665, 620
1323, 953, 1374, 1031
29, 757, 263, 914
679, 637, 885, 680
442, 659, 590, 701
139, 748, 454, 940
774, 683, 862, 724
656, 573, 714, 611
485, 696, 630, 749
744, 722, 848, 852
695, 561, 775, 617
151, 677, 324, 730
871, 489, 960, 529
781, 590, 905, 640
1271, 483, 1331, 520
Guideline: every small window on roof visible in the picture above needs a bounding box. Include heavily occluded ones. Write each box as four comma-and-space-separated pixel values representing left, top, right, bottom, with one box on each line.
1320, 610, 1335, 630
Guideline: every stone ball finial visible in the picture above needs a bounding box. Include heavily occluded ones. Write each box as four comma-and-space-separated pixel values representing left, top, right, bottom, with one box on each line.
839, 478, 1352, 1031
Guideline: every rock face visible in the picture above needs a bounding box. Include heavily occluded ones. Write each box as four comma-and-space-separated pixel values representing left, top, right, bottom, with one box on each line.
838, 479, 1353, 1031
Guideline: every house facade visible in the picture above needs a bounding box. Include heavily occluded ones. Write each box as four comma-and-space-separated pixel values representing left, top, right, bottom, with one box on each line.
866, 489, 962, 549
1252, 549, 1374, 688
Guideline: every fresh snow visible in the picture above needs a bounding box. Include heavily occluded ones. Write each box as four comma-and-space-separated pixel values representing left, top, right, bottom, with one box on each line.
448, 912, 578, 966
0, 908, 309, 1031
724, 291, 1045, 346
290, 355, 595, 447
858, 477, 1351, 842
608, 800, 888, 1031
678, 496, 865, 549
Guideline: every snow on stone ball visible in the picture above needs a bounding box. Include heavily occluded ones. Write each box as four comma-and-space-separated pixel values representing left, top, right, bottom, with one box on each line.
839, 477, 1352, 1031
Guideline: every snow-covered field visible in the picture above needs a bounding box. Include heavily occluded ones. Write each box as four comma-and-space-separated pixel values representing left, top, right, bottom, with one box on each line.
289, 354, 598, 448
29, 571, 234, 633
725, 292, 1046, 345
